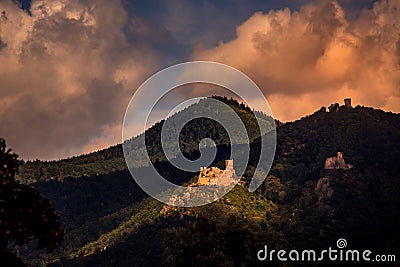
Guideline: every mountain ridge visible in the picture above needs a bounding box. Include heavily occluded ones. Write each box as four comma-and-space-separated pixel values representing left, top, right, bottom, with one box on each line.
15, 98, 400, 266
17, 96, 275, 184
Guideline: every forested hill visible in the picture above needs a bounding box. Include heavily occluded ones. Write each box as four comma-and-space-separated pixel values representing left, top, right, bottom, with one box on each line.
272, 104, 400, 181
17, 96, 275, 184
16, 100, 400, 266
262, 104, 400, 253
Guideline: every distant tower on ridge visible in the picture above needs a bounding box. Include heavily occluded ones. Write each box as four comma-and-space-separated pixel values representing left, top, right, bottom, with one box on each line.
344, 98, 352, 108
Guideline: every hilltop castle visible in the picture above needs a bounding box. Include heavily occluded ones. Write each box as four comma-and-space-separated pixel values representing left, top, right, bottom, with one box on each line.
327, 98, 352, 112
325, 152, 353, 170
197, 160, 236, 186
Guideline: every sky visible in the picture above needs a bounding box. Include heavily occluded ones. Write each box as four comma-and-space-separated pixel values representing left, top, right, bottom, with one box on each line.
0, 0, 399, 159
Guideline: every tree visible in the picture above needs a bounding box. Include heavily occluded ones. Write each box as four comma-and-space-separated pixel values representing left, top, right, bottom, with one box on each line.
0, 138, 64, 266
263, 175, 285, 203
163, 213, 287, 267
328, 103, 339, 112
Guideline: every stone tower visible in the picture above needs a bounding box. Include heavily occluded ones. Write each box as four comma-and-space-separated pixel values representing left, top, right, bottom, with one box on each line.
344, 98, 352, 108
225, 160, 233, 169
224, 160, 235, 177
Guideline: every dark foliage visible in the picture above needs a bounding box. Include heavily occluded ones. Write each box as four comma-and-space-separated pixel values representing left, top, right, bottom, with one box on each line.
0, 138, 64, 266
163, 213, 286, 267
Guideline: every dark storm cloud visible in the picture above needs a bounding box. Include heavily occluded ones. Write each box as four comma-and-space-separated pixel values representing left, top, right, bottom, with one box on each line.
0, 0, 160, 159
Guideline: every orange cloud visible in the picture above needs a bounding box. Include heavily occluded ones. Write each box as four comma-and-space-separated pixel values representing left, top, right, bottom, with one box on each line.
193, 0, 400, 121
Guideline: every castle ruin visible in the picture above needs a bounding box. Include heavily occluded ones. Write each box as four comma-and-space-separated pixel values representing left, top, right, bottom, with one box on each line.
197, 160, 236, 186
327, 98, 352, 112
325, 152, 353, 170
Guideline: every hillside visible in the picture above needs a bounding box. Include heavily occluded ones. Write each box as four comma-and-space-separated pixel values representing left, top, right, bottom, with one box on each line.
266, 104, 400, 253
16, 99, 400, 266
17, 96, 274, 184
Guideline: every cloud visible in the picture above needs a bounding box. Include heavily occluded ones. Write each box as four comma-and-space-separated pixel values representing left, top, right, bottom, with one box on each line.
192, 0, 400, 121
163, 0, 236, 47
1, 0, 399, 159
0, 0, 160, 159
